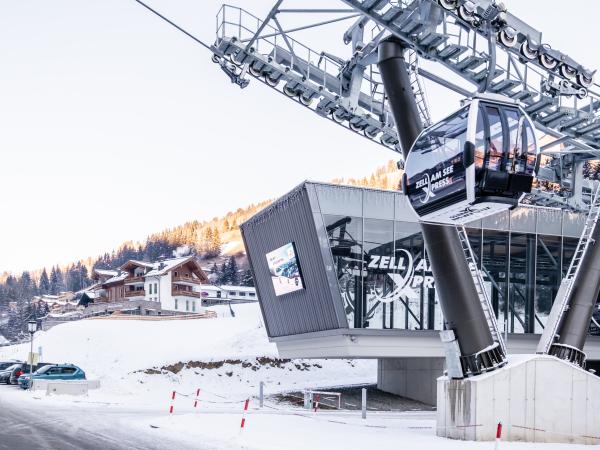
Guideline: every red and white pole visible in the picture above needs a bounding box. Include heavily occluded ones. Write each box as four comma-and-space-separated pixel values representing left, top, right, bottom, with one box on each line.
239, 398, 250, 432
193, 388, 201, 408
169, 391, 176, 414
495, 422, 503, 450
313, 394, 321, 413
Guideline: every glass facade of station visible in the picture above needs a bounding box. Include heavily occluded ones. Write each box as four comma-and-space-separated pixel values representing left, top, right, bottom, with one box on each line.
312, 184, 591, 336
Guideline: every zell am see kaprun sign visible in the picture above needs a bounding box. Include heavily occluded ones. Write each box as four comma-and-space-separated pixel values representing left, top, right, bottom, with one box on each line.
365, 249, 434, 303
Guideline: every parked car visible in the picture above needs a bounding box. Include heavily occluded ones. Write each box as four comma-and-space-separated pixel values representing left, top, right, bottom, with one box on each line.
0, 362, 53, 385
0, 360, 22, 371
18, 364, 86, 389
0, 364, 21, 384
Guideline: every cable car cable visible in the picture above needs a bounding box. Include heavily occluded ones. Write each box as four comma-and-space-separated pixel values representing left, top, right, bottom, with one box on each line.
131, 0, 212, 51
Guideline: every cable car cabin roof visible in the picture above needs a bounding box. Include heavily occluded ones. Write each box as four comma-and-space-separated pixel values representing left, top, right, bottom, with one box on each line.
403, 97, 539, 225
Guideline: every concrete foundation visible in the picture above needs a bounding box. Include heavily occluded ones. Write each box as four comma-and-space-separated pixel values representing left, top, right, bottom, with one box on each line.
31, 380, 100, 396
437, 355, 600, 445
378, 357, 445, 405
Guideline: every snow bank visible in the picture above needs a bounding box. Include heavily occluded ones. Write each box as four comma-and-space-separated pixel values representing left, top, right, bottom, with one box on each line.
0, 304, 273, 375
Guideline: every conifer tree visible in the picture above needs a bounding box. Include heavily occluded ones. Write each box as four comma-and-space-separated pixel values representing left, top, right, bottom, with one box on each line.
241, 269, 254, 287
38, 268, 50, 294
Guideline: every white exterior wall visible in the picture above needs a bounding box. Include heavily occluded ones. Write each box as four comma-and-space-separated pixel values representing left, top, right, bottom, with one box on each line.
144, 278, 161, 303
158, 272, 175, 311
199, 285, 257, 302
437, 355, 600, 444
157, 272, 204, 313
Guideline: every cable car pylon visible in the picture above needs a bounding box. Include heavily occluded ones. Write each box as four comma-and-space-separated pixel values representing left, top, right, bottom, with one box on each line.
378, 36, 506, 376
537, 183, 600, 367
130, 0, 600, 375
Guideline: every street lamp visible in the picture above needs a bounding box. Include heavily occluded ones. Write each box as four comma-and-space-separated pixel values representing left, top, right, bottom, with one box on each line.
27, 320, 37, 386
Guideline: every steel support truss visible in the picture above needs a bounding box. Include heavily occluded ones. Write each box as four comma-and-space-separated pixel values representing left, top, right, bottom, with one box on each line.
210, 0, 600, 212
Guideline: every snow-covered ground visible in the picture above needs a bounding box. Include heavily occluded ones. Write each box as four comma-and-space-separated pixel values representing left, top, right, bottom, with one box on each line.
0, 305, 593, 449
0, 304, 375, 406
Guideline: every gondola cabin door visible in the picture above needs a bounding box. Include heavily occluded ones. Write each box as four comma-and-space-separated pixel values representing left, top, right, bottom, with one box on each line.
403, 95, 538, 225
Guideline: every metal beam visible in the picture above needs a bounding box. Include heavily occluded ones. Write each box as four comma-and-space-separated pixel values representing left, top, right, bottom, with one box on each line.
241, 14, 361, 43
278, 9, 357, 13
244, 0, 285, 52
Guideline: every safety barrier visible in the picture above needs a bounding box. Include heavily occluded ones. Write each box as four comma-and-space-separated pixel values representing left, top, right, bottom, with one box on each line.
166, 387, 252, 432
158, 387, 600, 446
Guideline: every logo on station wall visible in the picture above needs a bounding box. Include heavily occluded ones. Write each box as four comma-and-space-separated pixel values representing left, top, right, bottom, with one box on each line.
366, 249, 435, 303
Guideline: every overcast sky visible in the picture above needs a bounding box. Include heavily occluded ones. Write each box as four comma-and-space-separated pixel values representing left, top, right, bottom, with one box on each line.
0, 0, 597, 273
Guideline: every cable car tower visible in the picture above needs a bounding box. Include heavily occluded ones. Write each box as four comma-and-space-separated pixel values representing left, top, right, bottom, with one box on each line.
134, 0, 600, 376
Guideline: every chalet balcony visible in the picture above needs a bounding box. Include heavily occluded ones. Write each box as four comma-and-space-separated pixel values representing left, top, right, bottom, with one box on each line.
172, 275, 201, 285
172, 288, 200, 298
124, 276, 145, 285
125, 290, 146, 298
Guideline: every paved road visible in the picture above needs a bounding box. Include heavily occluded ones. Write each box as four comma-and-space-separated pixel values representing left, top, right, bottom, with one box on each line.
1, 406, 142, 450
0, 387, 211, 450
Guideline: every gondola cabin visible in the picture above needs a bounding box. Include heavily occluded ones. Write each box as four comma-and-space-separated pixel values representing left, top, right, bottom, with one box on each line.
403, 94, 539, 224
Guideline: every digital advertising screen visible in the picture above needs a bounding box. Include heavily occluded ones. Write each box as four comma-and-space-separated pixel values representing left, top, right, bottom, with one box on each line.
265, 242, 304, 296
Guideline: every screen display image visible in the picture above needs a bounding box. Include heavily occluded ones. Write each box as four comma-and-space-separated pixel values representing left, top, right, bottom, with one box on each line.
266, 242, 304, 296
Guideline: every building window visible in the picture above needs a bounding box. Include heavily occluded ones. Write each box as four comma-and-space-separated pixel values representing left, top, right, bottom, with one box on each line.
149, 284, 153, 295
174, 271, 178, 277
185, 300, 189, 311
239, 292, 245, 297
216, 291, 221, 298
175, 299, 178, 310
249, 293, 256, 297
155, 283, 158, 295
192, 301, 196, 312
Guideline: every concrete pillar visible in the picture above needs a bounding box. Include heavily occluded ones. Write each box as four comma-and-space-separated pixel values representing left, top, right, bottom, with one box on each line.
377, 357, 445, 406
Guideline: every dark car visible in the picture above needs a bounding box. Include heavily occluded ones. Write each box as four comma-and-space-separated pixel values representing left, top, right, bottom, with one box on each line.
0, 362, 53, 385
0, 360, 22, 371
0, 364, 20, 384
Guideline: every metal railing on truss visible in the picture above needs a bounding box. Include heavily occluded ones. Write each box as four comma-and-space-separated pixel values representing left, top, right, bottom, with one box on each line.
213, 4, 402, 149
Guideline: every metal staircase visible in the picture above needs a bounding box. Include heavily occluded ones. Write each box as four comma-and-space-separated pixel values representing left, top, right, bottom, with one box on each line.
407, 48, 432, 127
537, 183, 600, 356
457, 226, 507, 356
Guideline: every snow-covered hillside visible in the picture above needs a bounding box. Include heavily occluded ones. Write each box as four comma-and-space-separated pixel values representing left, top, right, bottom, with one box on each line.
0, 304, 376, 405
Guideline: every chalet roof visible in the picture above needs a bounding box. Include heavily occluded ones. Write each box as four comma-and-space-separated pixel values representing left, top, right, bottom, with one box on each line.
93, 268, 119, 277
145, 256, 197, 277
120, 260, 155, 271
103, 271, 129, 285
99, 257, 209, 285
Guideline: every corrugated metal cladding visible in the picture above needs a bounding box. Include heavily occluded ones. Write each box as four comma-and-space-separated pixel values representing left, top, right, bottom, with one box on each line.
241, 183, 348, 338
